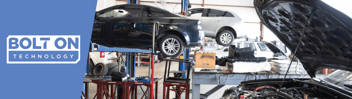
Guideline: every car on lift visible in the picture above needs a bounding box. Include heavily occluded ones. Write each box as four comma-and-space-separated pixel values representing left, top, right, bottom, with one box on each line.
221, 0, 352, 98
91, 4, 204, 57
187, 8, 243, 46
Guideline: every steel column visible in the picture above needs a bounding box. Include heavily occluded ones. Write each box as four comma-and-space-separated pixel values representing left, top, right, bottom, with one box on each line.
181, 0, 189, 16
128, 0, 138, 4
192, 84, 200, 99
84, 82, 89, 99
111, 85, 115, 99
97, 82, 103, 99
132, 53, 135, 77
179, 48, 190, 78
260, 21, 263, 41
155, 81, 158, 99
126, 52, 136, 77
150, 55, 155, 99
126, 53, 129, 75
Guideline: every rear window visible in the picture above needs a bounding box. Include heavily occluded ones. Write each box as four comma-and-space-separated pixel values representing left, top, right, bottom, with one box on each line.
243, 43, 257, 51
236, 43, 241, 48
219, 11, 234, 17
99, 6, 142, 18
203, 9, 219, 17
257, 43, 270, 51
189, 9, 203, 17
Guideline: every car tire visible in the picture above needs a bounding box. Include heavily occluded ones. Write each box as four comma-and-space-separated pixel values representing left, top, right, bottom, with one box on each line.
158, 34, 184, 57
216, 30, 234, 46
92, 63, 109, 76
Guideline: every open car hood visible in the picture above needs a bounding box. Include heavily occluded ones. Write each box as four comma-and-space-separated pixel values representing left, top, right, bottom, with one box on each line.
254, 0, 352, 77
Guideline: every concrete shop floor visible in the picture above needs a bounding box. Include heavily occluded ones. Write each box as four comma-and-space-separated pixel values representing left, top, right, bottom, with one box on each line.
87, 61, 235, 99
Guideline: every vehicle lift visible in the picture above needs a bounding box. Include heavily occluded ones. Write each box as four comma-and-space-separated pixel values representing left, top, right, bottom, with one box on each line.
83, 0, 192, 99
83, 22, 160, 99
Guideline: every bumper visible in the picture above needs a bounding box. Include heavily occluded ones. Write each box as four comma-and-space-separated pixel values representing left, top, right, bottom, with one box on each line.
187, 42, 204, 46
188, 36, 204, 46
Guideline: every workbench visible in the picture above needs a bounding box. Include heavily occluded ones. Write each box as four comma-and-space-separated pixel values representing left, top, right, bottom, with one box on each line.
192, 71, 327, 99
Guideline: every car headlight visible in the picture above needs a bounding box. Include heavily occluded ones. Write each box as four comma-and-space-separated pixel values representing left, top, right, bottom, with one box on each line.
199, 30, 205, 39
198, 25, 202, 29
197, 21, 202, 29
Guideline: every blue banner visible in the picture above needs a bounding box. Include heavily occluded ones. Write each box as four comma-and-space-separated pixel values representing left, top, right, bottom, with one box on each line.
0, 0, 97, 98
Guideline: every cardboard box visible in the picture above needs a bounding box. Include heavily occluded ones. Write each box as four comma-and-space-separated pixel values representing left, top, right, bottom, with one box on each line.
195, 52, 216, 68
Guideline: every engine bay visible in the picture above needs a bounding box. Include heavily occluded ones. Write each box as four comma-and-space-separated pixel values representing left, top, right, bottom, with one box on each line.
221, 79, 352, 99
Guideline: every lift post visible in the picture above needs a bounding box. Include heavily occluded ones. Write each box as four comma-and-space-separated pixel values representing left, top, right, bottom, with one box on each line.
179, 48, 190, 78
128, 0, 138, 4
181, 0, 189, 16
84, 22, 160, 99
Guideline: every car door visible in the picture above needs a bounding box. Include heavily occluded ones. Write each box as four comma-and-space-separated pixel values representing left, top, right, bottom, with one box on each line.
200, 9, 223, 37
217, 10, 237, 28
140, 6, 182, 47
97, 5, 144, 48
188, 9, 206, 32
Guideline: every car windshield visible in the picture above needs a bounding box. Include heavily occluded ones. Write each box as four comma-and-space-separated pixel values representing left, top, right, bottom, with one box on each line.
257, 43, 271, 52
323, 70, 352, 90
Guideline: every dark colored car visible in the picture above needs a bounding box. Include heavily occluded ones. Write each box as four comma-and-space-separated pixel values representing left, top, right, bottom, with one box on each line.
91, 4, 204, 57
221, 0, 352, 99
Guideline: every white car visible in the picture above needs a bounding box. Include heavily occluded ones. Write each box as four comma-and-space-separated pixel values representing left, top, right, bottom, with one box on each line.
234, 41, 284, 59
187, 8, 243, 46
89, 52, 123, 75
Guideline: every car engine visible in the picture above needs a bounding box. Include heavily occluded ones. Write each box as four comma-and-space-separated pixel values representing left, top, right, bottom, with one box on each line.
221, 79, 342, 99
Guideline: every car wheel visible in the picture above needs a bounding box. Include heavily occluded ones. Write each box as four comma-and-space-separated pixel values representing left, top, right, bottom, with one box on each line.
216, 30, 234, 46
158, 34, 184, 57
92, 63, 108, 76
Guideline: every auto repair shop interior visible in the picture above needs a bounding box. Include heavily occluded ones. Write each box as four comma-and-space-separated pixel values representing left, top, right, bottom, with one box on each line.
83, 0, 352, 99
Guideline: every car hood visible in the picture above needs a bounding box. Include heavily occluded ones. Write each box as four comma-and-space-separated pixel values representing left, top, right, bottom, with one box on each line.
254, 0, 352, 77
